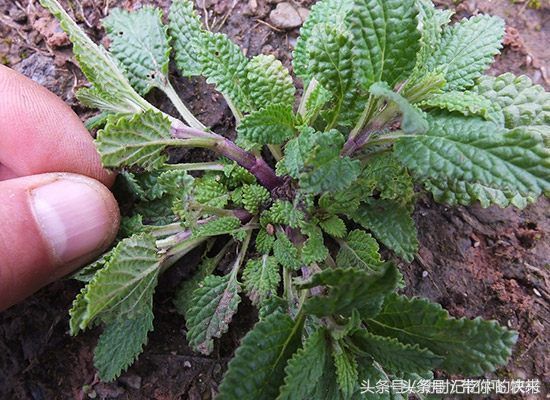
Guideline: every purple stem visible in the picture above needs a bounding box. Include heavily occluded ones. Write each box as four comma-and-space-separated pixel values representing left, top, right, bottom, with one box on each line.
233, 208, 253, 223
171, 123, 283, 190
342, 131, 373, 156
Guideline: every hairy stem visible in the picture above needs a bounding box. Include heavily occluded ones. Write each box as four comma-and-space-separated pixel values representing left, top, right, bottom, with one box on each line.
297, 78, 318, 117
162, 162, 225, 172
283, 267, 293, 303
188, 202, 253, 223
148, 223, 185, 238
215, 138, 284, 190
342, 103, 400, 156
229, 228, 253, 281
160, 237, 207, 272
349, 96, 377, 139
163, 81, 206, 130
402, 73, 446, 104
267, 144, 283, 162
223, 94, 243, 124
361, 131, 408, 147
171, 122, 283, 190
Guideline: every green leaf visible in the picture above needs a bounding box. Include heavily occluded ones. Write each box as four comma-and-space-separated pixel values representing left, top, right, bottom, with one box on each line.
298, 264, 400, 319
83, 112, 110, 132
311, 348, 341, 400
301, 225, 329, 265
157, 169, 195, 196
174, 254, 222, 316
133, 197, 177, 225
76, 88, 136, 115
70, 234, 160, 333
319, 188, 362, 215
369, 82, 429, 135
473, 73, 550, 128
69, 285, 91, 335
367, 294, 518, 375
237, 104, 296, 145
420, 90, 502, 124
71, 252, 112, 283
302, 82, 333, 124
218, 312, 304, 400
169, 0, 206, 76
277, 327, 328, 400
120, 171, 155, 201
359, 152, 414, 205
309, 25, 365, 127
256, 228, 275, 254
192, 216, 242, 238
263, 200, 305, 229
193, 174, 229, 208
352, 199, 418, 263
241, 184, 270, 214
319, 215, 347, 239
350, 329, 443, 374
351, 198, 418, 262
186, 274, 241, 355
426, 15, 505, 91
284, 127, 361, 194
332, 341, 358, 400
122, 169, 194, 204
412, 0, 453, 76
425, 177, 535, 209
348, 0, 421, 89
293, 0, 352, 82
330, 310, 362, 342
247, 54, 295, 109
40, 0, 148, 113
402, 71, 447, 104
355, 360, 398, 400
96, 110, 176, 170
200, 32, 251, 113
300, 157, 361, 193
273, 232, 301, 270
118, 214, 148, 237
336, 230, 383, 272
103, 6, 170, 95
223, 162, 256, 186
242, 256, 281, 306
394, 114, 550, 199
308, 24, 353, 113
94, 309, 153, 381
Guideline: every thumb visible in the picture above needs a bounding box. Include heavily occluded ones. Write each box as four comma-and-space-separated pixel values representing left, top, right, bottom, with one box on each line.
0, 173, 120, 310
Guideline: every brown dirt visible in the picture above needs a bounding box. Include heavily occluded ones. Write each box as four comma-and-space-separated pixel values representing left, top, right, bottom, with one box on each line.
0, 0, 549, 399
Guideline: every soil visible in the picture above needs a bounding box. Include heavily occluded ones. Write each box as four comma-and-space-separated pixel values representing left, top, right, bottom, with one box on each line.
0, 0, 549, 399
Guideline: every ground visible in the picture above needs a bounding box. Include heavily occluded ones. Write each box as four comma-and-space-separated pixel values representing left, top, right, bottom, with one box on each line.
0, 0, 548, 399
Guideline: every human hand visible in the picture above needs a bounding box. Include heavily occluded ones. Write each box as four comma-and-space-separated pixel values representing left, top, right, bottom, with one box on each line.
0, 65, 120, 310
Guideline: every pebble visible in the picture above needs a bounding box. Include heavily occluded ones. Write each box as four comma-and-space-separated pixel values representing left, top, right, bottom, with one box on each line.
270, 2, 303, 30
119, 374, 142, 390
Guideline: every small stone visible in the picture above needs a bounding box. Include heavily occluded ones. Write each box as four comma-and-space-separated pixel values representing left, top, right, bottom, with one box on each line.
269, 3, 302, 30
183, 360, 192, 368
533, 288, 541, 297
119, 374, 142, 390
422, 270, 428, 278
9, 7, 27, 23
297, 7, 310, 22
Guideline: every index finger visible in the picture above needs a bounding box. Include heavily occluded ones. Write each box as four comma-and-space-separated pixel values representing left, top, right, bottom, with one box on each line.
0, 65, 114, 186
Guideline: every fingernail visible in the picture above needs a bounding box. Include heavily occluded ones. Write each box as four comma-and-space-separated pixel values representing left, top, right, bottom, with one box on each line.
30, 178, 113, 263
